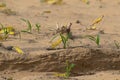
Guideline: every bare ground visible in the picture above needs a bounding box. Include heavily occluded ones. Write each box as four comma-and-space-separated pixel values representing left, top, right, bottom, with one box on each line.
0, 0, 120, 80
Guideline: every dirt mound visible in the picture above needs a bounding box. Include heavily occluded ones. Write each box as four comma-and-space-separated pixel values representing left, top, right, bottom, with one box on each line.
0, 47, 120, 73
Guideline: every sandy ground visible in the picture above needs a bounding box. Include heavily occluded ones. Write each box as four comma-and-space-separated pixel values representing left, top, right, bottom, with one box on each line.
0, 0, 120, 80
0, 70, 120, 80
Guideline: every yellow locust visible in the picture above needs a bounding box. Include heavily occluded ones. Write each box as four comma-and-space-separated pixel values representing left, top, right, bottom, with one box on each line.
81, 0, 89, 4
0, 26, 15, 35
51, 38, 62, 48
87, 15, 104, 30
91, 15, 104, 26
12, 46, 24, 54
44, 0, 63, 4
54, 73, 66, 78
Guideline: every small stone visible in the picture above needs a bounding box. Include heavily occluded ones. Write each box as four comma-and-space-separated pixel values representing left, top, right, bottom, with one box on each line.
76, 20, 80, 24
6, 46, 13, 50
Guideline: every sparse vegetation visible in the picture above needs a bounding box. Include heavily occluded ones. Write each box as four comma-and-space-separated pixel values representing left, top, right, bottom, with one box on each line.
35, 23, 41, 33
65, 60, 75, 78
0, 1, 120, 80
86, 34, 100, 46
55, 60, 75, 78
0, 23, 21, 40
1, 8, 16, 15
60, 33, 69, 49
21, 18, 41, 34
50, 33, 71, 49
114, 40, 120, 49
21, 18, 32, 33
50, 23, 73, 49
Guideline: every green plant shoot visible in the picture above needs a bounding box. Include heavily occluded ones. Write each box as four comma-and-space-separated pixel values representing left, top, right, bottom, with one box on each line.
114, 40, 120, 49
21, 18, 32, 33
65, 60, 75, 78
87, 34, 100, 46
35, 23, 41, 33
54, 61, 75, 78
96, 34, 100, 46
60, 33, 69, 49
